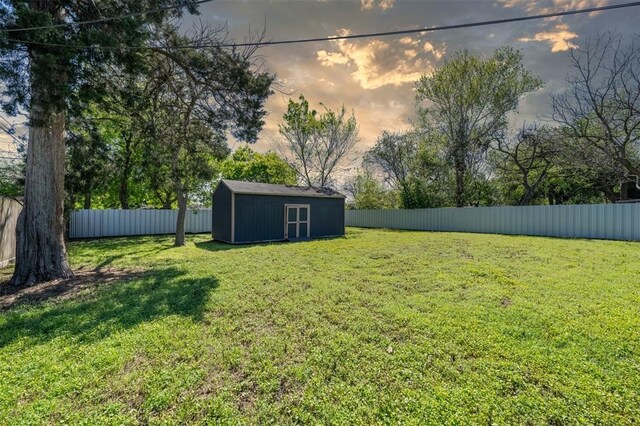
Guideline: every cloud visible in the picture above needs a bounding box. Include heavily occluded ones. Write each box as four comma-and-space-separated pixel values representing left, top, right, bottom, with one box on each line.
399, 37, 419, 46
496, 0, 600, 52
316, 30, 445, 90
317, 50, 350, 66
361, 0, 394, 11
518, 23, 578, 52
423, 41, 445, 59
361, 0, 374, 10
496, 0, 608, 14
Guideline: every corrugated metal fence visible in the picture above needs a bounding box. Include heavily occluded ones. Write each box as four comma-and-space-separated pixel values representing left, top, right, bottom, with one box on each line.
346, 204, 640, 241
0, 197, 22, 267
70, 204, 640, 241
69, 209, 211, 239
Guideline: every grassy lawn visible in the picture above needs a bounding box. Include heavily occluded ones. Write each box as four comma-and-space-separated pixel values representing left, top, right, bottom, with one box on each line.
1, 228, 639, 424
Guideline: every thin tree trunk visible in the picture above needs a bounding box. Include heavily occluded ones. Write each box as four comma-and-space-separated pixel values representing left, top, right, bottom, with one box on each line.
454, 151, 466, 208
174, 184, 187, 246
10, 106, 73, 286
519, 189, 534, 206
620, 181, 629, 201
83, 190, 91, 209
119, 133, 132, 209
603, 186, 617, 203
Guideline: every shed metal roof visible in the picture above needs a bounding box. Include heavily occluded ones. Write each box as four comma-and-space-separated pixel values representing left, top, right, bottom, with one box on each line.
220, 179, 346, 199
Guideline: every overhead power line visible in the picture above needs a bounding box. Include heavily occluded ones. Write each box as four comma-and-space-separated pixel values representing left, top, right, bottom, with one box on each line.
5, 1, 640, 50
1, 0, 216, 33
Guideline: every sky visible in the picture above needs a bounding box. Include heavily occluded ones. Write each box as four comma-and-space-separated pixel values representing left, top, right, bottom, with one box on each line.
1, 0, 638, 167
188, 0, 637, 159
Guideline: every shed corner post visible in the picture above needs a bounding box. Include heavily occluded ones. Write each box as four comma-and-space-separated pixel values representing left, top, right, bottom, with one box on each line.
231, 192, 236, 244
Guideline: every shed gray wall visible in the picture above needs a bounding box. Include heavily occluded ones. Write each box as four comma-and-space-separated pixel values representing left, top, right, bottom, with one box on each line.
234, 194, 345, 243
212, 183, 232, 243
345, 204, 640, 241
0, 198, 21, 268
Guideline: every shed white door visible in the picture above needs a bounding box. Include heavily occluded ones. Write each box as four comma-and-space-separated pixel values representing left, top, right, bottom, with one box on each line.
284, 204, 310, 240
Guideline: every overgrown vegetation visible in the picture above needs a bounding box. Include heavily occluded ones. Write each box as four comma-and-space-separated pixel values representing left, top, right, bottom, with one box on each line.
1, 229, 638, 423
351, 34, 640, 209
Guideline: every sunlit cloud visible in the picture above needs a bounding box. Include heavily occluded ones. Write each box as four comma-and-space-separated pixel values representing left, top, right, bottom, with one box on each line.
378, 0, 395, 10
519, 23, 578, 52
316, 30, 445, 90
423, 41, 445, 59
361, 0, 394, 11
496, 0, 608, 14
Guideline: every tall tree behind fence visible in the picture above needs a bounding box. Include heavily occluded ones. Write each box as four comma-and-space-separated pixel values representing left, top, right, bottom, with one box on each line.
0, 198, 22, 267
346, 204, 640, 241
69, 209, 211, 239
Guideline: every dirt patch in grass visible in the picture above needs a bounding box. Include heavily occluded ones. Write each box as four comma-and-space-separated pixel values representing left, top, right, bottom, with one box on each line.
0, 267, 145, 311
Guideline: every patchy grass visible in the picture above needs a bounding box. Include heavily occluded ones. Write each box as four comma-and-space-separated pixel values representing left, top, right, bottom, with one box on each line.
0, 229, 639, 424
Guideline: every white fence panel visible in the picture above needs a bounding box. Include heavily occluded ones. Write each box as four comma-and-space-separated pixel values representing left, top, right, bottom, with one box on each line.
345, 204, 640, 242
69, 209, 212, 239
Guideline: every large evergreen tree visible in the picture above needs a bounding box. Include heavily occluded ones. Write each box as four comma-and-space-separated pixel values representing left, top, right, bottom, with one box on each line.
0, 1, 208, 285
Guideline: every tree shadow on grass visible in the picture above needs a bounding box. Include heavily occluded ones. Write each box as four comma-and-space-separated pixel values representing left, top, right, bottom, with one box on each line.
71, 238, 176, 270
0, 267, 217, 348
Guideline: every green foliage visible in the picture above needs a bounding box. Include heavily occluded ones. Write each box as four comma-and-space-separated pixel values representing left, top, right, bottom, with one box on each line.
1, 1, 201, 117
1, 229, 639, 423
0, 172, 21, 198
220, 146, 296, 185
415, 47, 543, 207
366, 130, 453, 209
279, 95, 358, 187
344, 169, 397, 210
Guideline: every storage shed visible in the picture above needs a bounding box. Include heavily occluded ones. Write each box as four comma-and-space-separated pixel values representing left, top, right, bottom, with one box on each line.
212, 179, 346, 244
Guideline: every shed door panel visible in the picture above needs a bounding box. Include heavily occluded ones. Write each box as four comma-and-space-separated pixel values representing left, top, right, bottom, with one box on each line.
285, 205, 310, 240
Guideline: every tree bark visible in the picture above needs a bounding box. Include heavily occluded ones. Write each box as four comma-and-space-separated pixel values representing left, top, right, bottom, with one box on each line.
454, 150, 466, 208
10, 4, 73, 286
620, 181, 629, 201
119, 132, 132, 209
174, 184, 187, 247
603, 186, 617, 203
83, 190, 91, 209
10, 106, 73, 286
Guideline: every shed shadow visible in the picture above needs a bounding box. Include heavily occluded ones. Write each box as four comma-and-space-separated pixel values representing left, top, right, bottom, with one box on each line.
194, 236, 346, 253
0, 266, 217, 348
194, 239, 258, 252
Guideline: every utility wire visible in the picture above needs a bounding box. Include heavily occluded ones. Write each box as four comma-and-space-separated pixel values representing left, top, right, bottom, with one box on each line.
0, 119, 27, 146
0, 122, 27, 147
1, 0, 216, 33
0, 115, 26, 133
5, 1, 640, 50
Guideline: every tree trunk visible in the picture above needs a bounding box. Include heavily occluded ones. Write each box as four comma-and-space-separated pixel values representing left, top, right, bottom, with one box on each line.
10, 5, 73, 286
603, 186, 617, 203
620, 181, 629, 201
83, 190, 91, 209
119, 133, 132, 209
174, 184, 187, 247
83, 175, 92, 209
10, 107, 73, 286
454, 151, 466, 208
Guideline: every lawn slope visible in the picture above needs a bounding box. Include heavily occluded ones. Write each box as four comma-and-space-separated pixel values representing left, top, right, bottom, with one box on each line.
1, 229, 639, 424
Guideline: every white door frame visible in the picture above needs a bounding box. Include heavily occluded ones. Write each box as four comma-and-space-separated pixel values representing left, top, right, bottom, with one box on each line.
284, 204, 310, 239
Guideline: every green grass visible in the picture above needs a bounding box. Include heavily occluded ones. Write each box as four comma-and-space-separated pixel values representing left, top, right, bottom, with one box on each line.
1, 229, 639, 424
